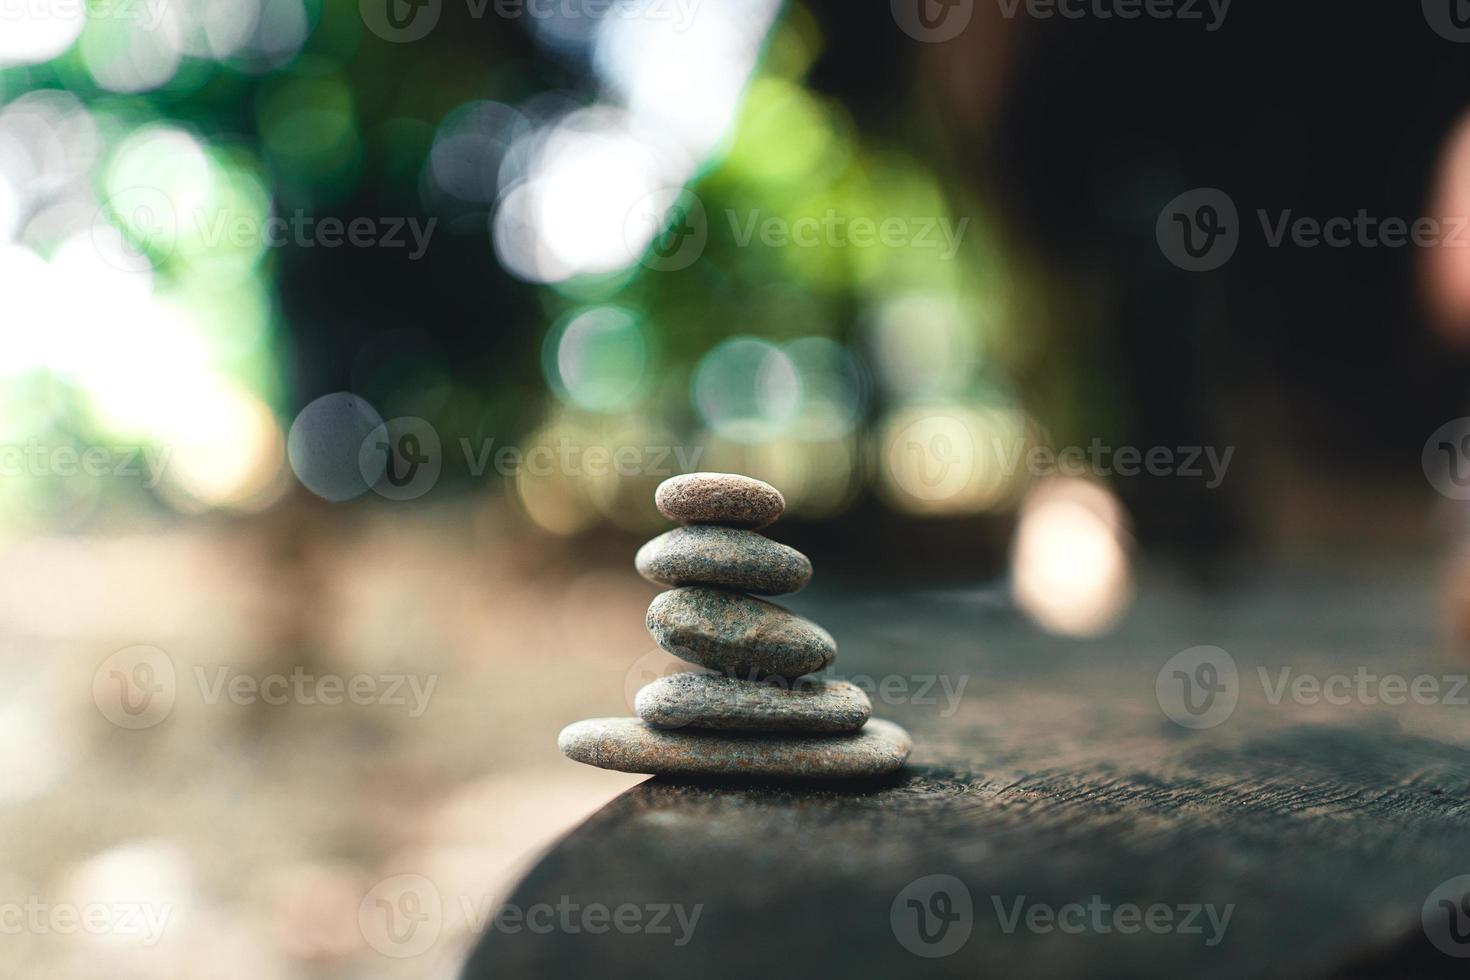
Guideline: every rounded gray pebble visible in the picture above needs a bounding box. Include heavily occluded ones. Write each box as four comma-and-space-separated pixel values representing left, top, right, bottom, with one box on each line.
646, 587, 836, 679
636, 526, 812, 595
655, 472, 785, 529
636, 672, 871, 733
558, 717, 911, 779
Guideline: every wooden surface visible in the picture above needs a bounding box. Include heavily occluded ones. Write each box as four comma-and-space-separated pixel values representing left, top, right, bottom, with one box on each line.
462, 565, 1470, 979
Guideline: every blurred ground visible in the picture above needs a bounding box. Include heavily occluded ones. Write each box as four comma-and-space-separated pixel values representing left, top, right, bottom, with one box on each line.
0, 499, 673, 978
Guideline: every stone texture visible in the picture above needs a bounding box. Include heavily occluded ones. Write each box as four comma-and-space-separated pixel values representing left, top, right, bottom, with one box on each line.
655, 473, 784, 529
646, 587, 836, 679
635, 526, 811, 595
557, 717, 911, 779
636, 672, 871, 733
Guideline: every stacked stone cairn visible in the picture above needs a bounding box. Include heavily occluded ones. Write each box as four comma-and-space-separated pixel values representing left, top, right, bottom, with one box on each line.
559, 473, 912, 779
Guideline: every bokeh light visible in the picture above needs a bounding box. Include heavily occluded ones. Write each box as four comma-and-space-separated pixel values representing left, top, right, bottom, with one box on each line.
287, 392, 385, 503
692, 337, 802, 444
543, 306, 649, 413
594, 0, 783, 161
493, 107, 678, 283
79, 8, 185, 94
0, 3, 85, 67
783, 336, 863, 440
1011, 478, 1134, 637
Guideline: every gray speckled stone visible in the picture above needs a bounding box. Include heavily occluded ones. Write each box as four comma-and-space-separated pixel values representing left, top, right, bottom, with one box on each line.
558, 717, 911, 779
655, 473, 784, 529
646, 587, 836, 679
636, 672, 871, 733
635, 526, 811, 595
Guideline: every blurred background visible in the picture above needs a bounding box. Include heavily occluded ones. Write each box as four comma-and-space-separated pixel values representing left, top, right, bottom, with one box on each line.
6, 0, 1470, 975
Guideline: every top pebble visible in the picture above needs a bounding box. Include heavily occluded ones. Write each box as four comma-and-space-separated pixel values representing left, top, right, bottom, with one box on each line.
655, 473, 785, 529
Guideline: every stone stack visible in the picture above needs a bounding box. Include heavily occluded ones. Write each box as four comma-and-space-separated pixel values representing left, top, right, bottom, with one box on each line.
559, 473, 912, 779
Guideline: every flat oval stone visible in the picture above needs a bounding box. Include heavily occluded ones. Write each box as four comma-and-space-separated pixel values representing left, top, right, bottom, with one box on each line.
655, 472, 784, 529
636, 672, 871, 733
558, 717, 911, 779
635, 526, 811, 595
646, 587, 835, 679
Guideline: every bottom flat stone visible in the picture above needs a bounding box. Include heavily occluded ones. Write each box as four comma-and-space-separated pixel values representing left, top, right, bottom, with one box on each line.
557, 717, 911, 779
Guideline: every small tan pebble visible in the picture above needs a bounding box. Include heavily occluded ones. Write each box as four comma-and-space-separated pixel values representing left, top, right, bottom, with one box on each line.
557, 717, 911, 778
655, 473, 785, 529
646, 586, 836, 679
635, 525, 811, 596
636, 672, 871, 733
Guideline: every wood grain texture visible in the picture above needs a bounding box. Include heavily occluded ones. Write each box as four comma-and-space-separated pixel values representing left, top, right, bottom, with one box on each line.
463, 568, 1470, 979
